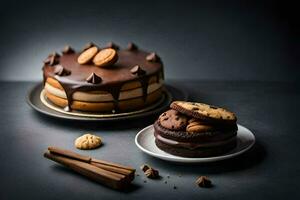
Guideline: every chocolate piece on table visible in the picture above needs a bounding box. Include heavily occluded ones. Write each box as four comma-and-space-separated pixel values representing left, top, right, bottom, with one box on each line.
62, 45, 75, 54
196, 176, 212, 188
106, 42, 119, 50
144, 168, 159, 179
127, 42, 138, 51
140, 164, 150, 172
86, 72, 102, 84
130, 65, 146, 76
146, 52, 160, 62
54, 65, 71, 76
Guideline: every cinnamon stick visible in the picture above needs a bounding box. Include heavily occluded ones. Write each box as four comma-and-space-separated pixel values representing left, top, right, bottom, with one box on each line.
44, 152, 128, 190
48, 146, 135, 175
48, 146, 91, 163
91, 158, 135, 172
91, 162, 135, 182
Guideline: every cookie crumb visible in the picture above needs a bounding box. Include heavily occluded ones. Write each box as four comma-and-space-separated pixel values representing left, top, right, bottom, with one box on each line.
173, 185, 177, 189
145, 168, 159, 179
140, 164, 150, 172
140, 164, 159, 179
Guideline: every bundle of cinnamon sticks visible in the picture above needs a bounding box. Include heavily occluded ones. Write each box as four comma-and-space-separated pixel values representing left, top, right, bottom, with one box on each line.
44, 146, 135, 190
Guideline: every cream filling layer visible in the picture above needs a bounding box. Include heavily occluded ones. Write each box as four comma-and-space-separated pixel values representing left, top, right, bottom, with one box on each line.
44, 80, 163, 102
155, 134, 236, 150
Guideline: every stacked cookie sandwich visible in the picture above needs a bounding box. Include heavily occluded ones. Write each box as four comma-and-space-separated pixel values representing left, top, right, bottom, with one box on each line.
154, 101, 238, 157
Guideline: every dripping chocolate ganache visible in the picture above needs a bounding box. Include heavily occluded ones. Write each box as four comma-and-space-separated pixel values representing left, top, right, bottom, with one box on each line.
42, 42, 164, 112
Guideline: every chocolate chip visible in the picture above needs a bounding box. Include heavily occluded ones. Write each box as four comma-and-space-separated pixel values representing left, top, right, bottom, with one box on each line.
146, 52, 160, 62
175, 116, 179, 120
106, 42, 119, 50
127, 42, 138, 51
163, 117, 168, 121
192, 107, 199, 111
44, 52, 60, 66
196, 176, 212, 188
86, 72, 102, 84
82, 42, 96, 52
171, 125, 175, 129
43, 57, 51, 64
162, 113, 166, 116
50, 51, 60, 58
62, 45, 75, 54
49, 56, 57, 66
54, 65, 71, 76
130, 65, 146, 76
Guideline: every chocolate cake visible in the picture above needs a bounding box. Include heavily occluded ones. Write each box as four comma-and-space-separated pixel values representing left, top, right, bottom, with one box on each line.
154, 102, 238, 157
42, 42, 164, 112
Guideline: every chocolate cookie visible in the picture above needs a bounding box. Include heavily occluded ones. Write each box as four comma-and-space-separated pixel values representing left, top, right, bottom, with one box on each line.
158, 109, 188, 131
171, 101, 237, 124
154, 120, 237, 143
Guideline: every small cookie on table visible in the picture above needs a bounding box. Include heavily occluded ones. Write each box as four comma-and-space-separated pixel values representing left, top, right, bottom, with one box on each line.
75, 133, 102, 150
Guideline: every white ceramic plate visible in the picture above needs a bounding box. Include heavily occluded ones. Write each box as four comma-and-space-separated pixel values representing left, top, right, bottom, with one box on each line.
135, 124, 255, 163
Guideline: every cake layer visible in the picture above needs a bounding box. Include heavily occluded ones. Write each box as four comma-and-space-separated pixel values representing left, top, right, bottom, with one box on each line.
154, 131, 236, 150
155, 138, 236, 158
45, 80, 163, 102
45, 88, 162, 112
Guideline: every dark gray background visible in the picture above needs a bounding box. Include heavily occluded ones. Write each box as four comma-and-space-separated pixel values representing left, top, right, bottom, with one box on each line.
0, 1, 300, 200
0, 0, 298, 81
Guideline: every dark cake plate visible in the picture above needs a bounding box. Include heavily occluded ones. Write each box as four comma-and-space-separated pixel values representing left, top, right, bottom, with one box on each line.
27, 82, 188, 121
135, 124, 255, 163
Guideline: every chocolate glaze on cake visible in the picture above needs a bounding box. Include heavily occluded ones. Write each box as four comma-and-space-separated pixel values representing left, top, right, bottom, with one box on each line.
43, 47, 164, 112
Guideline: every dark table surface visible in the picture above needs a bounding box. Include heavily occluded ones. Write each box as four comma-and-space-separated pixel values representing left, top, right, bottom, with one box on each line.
0, 80, 299, 200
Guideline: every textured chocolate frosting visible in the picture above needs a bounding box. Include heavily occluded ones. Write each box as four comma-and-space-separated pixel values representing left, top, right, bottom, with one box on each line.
43, 44, 164, 111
